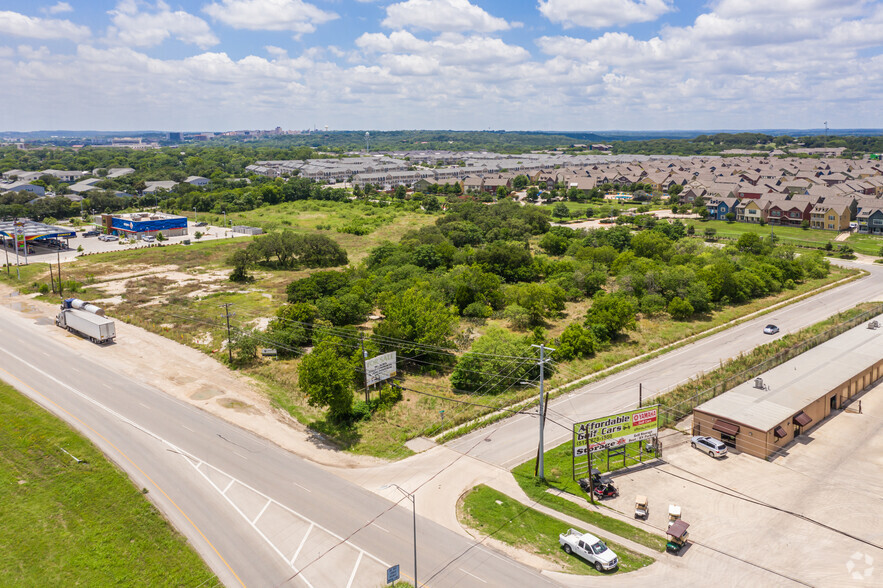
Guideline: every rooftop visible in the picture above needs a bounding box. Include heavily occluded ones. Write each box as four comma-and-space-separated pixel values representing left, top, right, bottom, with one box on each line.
695, 315, 883, 431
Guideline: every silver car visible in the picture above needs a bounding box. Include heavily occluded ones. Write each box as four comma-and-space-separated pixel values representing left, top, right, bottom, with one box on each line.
691, 435, 727, 458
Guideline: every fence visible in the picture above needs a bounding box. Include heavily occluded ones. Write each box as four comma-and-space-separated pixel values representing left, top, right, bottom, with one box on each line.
657, 303, 883, 428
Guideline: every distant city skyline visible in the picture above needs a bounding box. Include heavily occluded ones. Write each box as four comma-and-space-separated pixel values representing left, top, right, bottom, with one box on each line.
1, 0, 881, 132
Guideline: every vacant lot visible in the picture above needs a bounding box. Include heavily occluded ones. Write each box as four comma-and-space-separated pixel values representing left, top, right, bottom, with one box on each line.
0, 381, 215, 586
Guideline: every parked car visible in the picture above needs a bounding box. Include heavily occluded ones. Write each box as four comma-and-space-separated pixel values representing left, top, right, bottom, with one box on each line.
559, 529, 619, 572
763, 324, 779, 335
98, 234, 119, 242
691, 435, 727, 458
194, 221, 207, 227
142, 235, 155, 242
83, 230, 100, 237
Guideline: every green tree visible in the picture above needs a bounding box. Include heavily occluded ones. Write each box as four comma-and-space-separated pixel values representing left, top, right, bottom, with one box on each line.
512, 175, 529, 190
450, 327, 537, 394
584, 292, 638, 342
298, 338, 356, 421
496, 185, 509, 199
555, 323, 596, 360
228, 248, 254, 282
374, 288, 457, 361
667, 296, 694, 320
552, 202, 570, 218
736, 232, 765, 254
668, 184, 683, 197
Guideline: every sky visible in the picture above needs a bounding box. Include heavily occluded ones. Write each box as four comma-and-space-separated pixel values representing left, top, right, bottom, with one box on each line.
1, 0, 882, 132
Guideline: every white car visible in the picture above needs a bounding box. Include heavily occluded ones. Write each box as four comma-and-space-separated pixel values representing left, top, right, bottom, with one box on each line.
559, 529, 619, 572
98, 234, 119, 242
691, 435, 727, 458
763, 324, 780, 335
142, 235, 155, 242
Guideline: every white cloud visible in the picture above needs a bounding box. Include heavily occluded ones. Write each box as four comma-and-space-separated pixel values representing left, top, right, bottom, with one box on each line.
357, 31, 529, 66
107, 1, 219, 49
0, 11, 90, 41
383, 0, 511, 33
203, 0, 337, 36
42, 2, 73, 15
538, 0, 673, 29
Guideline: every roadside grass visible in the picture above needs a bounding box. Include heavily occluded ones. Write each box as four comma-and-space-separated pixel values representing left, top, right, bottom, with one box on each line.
846, 233, 883, 256
0, 381, 215, 586
457, 485, 655, 575
512, 451, 667, 553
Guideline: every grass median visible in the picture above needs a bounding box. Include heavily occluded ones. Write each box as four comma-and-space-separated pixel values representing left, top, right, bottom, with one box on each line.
457, 484, 655, 575
512, 456, 668, 552
0, 381, 216, 586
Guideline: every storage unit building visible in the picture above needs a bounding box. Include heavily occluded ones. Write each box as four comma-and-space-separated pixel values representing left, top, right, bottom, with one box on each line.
693, 316, 883, 459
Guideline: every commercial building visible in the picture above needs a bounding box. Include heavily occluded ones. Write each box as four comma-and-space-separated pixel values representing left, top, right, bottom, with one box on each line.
693, 316, 883, 459
102, 212, 188, 239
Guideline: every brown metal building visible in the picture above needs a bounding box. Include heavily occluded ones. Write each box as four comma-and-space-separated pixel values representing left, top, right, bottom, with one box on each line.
693, 317, 883, 459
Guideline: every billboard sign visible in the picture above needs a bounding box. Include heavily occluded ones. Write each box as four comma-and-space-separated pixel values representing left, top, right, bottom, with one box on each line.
573, 406, 658, 457
365, 351, 396, 386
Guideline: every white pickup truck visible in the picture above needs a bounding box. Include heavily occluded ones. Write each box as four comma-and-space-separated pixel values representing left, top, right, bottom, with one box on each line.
559, 529, 619, 572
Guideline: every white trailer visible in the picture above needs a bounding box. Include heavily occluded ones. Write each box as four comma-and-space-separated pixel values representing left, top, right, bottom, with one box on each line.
56, 308, 116, 344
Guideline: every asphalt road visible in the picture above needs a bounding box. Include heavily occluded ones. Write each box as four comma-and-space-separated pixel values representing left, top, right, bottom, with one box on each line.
0, 306, 558, 588
448, 260, 883, 469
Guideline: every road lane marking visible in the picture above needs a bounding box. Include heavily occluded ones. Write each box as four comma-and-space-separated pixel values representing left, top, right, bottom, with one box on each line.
291, 523, 314, 565
253, 500, 271, 525
460, 568, 487, 583
232, 451, 248, 460
346, 551, 363, 588
139, 402, 150, 410
222, 479, 235, 495
371, 522, 388, 533
0, 350, 246, 588
293, 481, 312, 493
182, 425, 195, 432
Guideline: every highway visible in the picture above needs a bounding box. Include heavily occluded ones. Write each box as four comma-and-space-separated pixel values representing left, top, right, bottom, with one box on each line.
448, 260, 883, 469
0, 305, 558, 588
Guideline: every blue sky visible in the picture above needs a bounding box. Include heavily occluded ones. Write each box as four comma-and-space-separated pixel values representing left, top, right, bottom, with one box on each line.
1, 1, 881, 132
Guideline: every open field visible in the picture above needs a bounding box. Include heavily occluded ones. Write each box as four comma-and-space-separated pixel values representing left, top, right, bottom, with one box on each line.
457, 484, 655, 575
0, 381, 215, 586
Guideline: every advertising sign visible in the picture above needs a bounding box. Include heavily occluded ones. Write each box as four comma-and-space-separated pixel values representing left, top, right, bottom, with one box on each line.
573, 406, 658, 457
365, 351, 397, 386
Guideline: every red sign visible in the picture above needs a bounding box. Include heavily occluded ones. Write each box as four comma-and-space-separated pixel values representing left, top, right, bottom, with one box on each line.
631, 409, 657, 427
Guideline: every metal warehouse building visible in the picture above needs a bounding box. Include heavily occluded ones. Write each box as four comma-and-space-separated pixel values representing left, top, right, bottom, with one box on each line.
693, 316, 883, 460
102, 212, 188, 239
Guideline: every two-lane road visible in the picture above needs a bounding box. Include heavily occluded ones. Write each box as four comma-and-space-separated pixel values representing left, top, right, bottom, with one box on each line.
0, 305, 557, 587
449, 260, 883, 468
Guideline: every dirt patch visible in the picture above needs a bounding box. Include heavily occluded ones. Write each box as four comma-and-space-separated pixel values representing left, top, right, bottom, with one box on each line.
190, 387, 224, 400
217, 398, 260, 414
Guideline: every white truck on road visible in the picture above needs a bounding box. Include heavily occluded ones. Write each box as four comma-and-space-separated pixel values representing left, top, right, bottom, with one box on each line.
559, 529, 619, 572
56, 298, 116, 344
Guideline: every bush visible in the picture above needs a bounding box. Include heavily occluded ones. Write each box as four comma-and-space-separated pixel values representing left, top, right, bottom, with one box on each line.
640, 293, 667, 315
463, 301, 493, 319
450, 327, 538, 394
555, 323, 596, 360
667, 296, 694, 320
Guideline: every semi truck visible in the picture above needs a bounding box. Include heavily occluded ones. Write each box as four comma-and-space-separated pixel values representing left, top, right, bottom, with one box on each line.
55, 298, 115, 344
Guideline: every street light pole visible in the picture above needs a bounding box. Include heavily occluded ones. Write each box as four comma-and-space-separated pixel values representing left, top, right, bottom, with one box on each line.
381, 484, 417, 588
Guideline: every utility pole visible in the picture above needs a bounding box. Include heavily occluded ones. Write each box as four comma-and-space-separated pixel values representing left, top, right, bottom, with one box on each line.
531, 343, 555, 481
57, 251, 62, 298
220, 303, 235, 363
3, 239, 9, 275
361, 332, 369, 403
639, 382, 642, 409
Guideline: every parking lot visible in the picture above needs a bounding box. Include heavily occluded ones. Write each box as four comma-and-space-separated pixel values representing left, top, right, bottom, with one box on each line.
600, 386, 882, 587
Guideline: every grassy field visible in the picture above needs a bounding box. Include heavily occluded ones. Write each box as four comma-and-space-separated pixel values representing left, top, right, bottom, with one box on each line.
457, 485, 655, 575
511, 448, 668, 552
0, 381, 216, 586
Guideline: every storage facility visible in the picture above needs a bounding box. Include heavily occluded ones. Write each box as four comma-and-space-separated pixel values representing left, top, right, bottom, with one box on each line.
692, 316, 883, 459
103, 212, 188, 239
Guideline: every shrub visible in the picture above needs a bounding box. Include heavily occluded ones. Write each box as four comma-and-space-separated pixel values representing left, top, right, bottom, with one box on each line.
667, 296, 694, 320
555, 323, 596, 360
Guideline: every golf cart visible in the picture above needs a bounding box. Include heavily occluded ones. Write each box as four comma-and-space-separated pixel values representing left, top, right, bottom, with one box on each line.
668, 504, 682, 528
666, 519, 690, 554
635, 495, 649, 519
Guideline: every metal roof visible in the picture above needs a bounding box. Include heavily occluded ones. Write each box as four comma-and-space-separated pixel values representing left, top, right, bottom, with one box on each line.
0, 219, 76, 240
695, 315, 883, 431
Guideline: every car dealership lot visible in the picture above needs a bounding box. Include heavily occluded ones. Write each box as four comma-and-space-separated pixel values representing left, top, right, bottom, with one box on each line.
602, 386, 882, 587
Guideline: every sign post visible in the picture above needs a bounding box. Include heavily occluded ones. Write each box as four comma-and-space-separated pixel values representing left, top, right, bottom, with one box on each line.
573, 406, 658, 469
386, 564, 400, 584
365, 351, 397, 387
